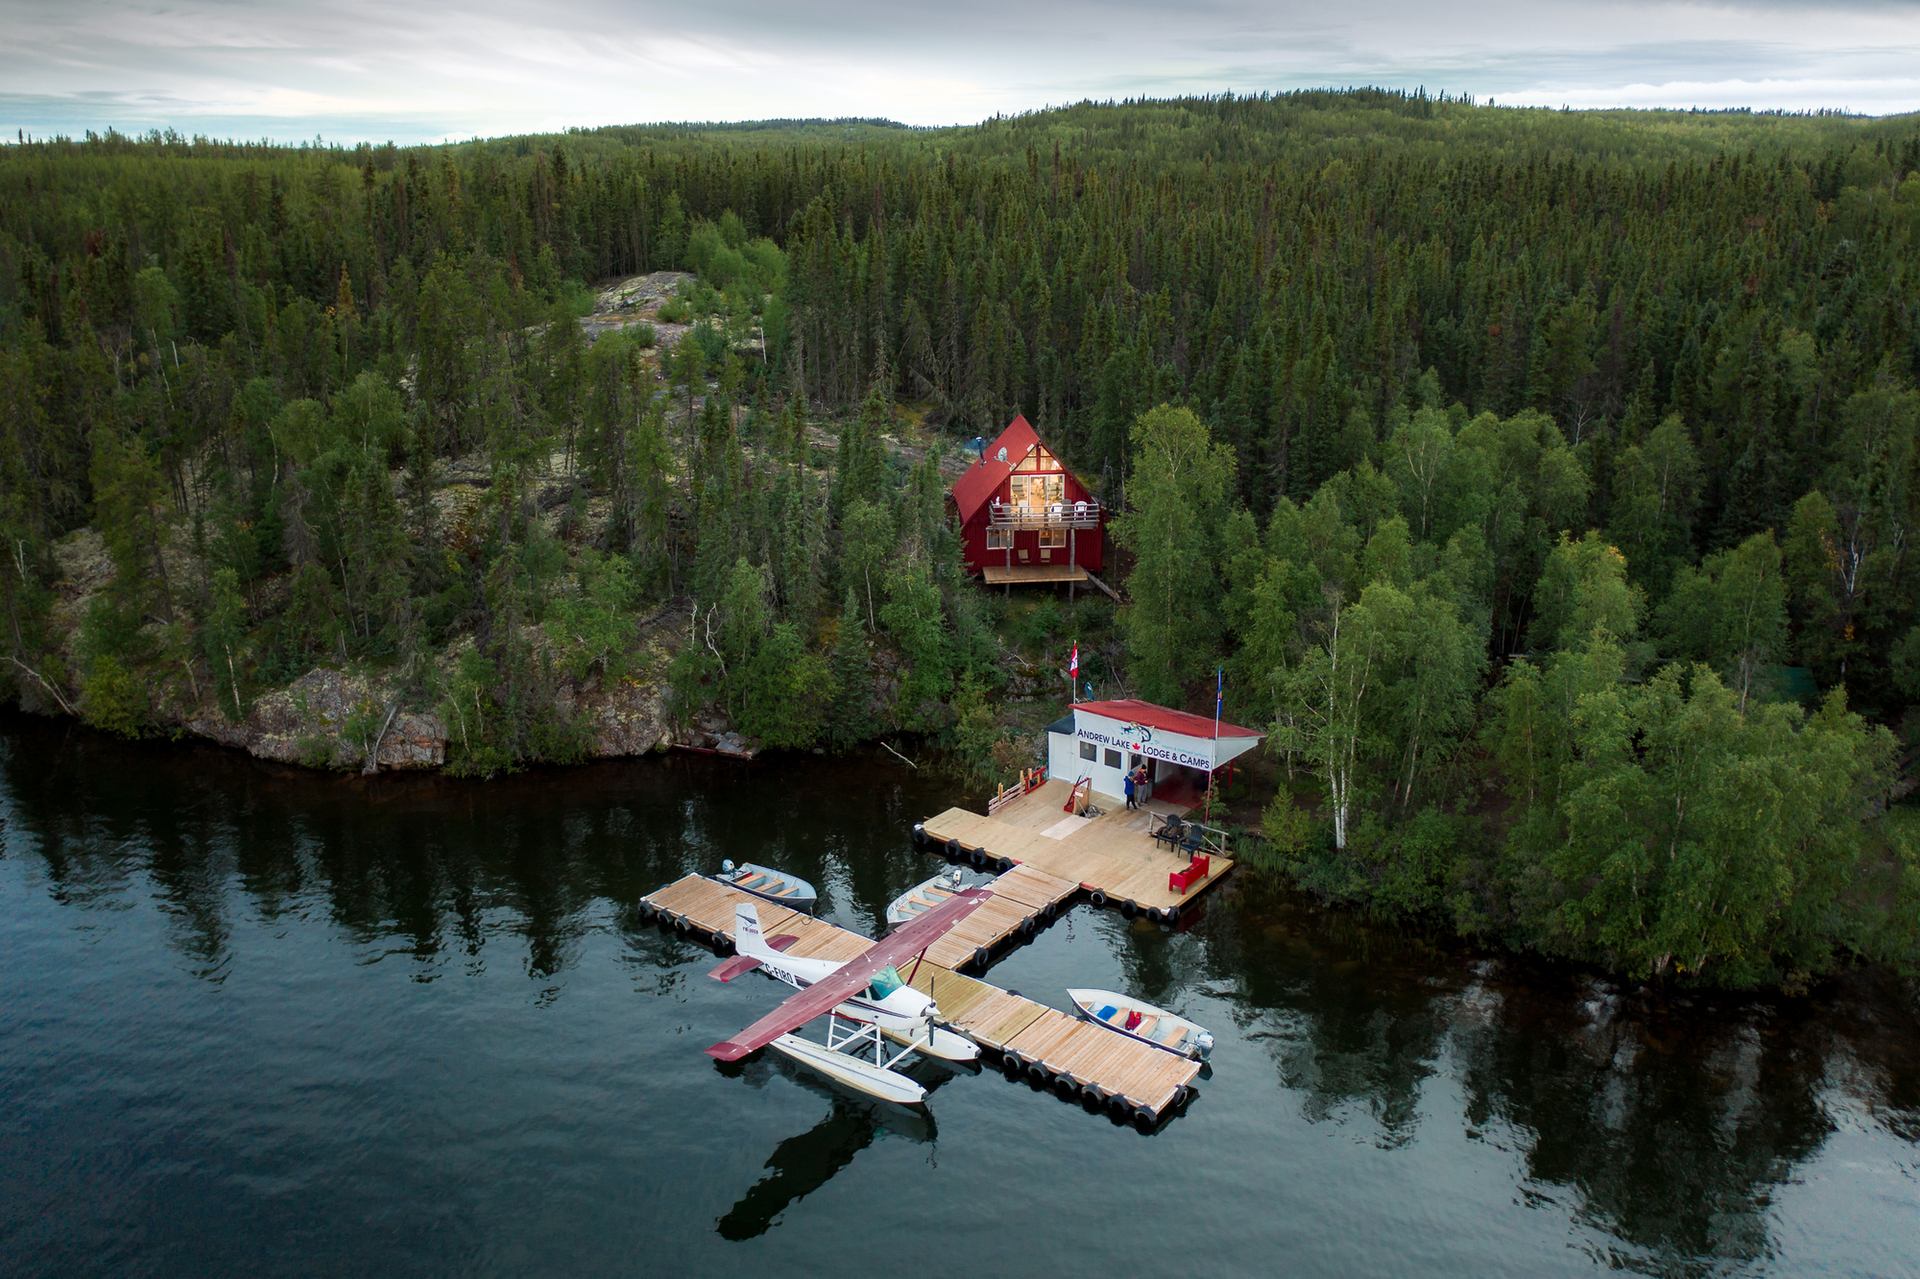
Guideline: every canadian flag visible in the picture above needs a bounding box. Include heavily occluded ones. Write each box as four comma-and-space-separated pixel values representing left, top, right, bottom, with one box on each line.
1069, 643, 1079, 680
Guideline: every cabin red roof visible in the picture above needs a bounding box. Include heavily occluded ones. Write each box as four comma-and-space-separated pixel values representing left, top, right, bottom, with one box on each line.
950, 414, 1042, 522
1072, 699, 1262, 741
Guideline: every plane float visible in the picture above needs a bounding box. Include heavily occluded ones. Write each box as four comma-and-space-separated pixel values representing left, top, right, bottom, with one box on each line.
704, 887, 992, 1105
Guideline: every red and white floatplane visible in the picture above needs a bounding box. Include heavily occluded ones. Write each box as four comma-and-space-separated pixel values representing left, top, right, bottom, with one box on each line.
704, 888, 990, 1105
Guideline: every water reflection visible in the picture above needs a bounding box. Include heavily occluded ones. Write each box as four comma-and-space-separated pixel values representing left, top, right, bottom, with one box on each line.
1199, 875, 1920, 1267
3, 711, 1917, 1274
715, 1062, 942, 1241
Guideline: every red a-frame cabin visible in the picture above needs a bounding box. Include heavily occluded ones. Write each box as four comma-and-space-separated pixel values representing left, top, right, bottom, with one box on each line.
950, 415, 1105, 585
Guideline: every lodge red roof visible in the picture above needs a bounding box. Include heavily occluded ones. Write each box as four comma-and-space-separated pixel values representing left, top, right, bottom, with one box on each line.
950, 414, 1042, 522
1071, 699, 1263, 741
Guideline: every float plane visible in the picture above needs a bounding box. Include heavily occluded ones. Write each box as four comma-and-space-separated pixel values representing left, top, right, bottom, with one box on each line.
705, 888, 991, 1104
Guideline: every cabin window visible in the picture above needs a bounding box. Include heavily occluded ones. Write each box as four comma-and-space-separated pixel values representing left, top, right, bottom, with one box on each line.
1039, 528, 1066, 549
1080, 741, 1097, 762
1104, 748, 1122, 769
1012, 444, 1059, 473
1017, 472, 1065, 516
987, 528, 1012, 550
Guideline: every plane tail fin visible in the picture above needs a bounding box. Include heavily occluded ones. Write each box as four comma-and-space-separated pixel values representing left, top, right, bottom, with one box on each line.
733, 901, 774, 960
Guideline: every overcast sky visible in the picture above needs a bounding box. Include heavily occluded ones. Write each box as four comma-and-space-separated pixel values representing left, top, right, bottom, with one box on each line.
3, 0, 1917, 144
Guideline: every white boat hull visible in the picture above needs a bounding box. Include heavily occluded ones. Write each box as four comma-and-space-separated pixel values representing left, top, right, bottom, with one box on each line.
885, 870, 972, 926
1066, 986, 1212, 1060
770, 1033, 927, 1105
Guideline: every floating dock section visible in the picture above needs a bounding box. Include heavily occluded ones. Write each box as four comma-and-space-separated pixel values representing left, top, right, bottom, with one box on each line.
919, 778, 1234, 920
919, 863, 1077, 970
640, 872, 1200, 1125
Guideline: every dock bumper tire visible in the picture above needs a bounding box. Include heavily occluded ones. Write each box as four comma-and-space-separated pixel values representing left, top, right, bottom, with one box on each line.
1134, 1107, 1156, 1132
1054, 1075, 1079, 1099
912, 824, 928, 848
945, 837, 965, 860
673, 916, 692, 935
1026, 1061, 1050, 1084
1090, 890, 1109, 908
972, 946, 991, 969
1001, 1054, 1024, 1079
1019, 918, 1037, 938
969, 848, 988, 868
1120, 900, 1139, 919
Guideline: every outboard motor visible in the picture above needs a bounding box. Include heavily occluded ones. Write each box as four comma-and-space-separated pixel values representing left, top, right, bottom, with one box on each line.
1194, 1030, 1215, 1060
720, 858, 736, 876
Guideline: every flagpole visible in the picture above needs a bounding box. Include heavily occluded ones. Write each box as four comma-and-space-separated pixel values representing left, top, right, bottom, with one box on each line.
1206, 666, 1222, 825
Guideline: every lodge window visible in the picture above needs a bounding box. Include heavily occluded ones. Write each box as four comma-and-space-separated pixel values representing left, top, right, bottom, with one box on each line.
1104, 748, 1122, 769
987, 528, 1012, 550
1039, 528, 1066, 549
1080, 741, 1097, 761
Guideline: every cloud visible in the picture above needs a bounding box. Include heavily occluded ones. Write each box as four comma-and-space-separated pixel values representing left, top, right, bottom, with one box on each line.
1, 0, 1915, 142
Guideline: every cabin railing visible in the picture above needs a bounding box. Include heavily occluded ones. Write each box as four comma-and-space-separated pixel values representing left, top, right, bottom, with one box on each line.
986, 498, 1102, 530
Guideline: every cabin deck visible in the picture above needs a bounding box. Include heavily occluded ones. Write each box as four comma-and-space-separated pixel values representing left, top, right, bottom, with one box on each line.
982, 564, 1090, 585
920, 779, 1234, 917
640, 872, 1201, 1121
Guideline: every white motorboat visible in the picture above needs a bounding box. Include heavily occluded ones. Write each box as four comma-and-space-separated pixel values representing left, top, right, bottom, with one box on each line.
713, 860, 818, 914
1067, 987, 1214, 1060
885, 867, 976, 927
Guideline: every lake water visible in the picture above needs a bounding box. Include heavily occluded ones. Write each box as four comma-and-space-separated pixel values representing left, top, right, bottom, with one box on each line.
2, 712, 1917, 1277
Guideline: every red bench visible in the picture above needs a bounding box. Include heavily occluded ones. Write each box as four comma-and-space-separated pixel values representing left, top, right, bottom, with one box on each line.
1168, 853, 1211, 895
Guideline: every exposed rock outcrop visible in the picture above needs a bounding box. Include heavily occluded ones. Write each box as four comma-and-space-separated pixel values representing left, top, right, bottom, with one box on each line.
563, 673, 674, 758
187, 669, 446, 771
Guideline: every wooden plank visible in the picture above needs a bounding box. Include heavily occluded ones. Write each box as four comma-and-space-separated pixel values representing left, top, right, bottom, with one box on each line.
783, 927, 874, 963
643, 874, 809, 938
991, 863, 1077, 911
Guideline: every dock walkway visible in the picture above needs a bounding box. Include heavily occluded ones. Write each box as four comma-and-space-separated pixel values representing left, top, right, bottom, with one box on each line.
920, 863, 1077, 970
640, 872, 1200, 1123
919, 778, 1233, 919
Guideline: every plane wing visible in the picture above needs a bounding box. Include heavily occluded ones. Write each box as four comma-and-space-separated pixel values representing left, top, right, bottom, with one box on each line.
705, 887, 990, 1062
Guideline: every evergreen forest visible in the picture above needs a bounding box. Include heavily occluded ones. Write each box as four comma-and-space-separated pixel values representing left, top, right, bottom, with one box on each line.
2, 90, 1918, 987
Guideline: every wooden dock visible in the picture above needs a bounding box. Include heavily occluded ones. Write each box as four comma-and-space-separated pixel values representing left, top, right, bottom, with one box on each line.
919, 779, 1234, 919
640, 873, 1201, 1124
919, 863, 1077, 970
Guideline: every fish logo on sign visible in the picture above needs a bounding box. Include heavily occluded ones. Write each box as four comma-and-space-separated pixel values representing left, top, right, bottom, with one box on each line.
1121, 723, 1153, 750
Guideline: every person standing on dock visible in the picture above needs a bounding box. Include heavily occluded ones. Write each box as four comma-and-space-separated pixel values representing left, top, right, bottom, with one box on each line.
1123, 767, 1137, 810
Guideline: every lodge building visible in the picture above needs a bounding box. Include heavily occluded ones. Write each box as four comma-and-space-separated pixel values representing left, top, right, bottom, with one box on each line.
950, 415, 1105, 586
1045, 699, 1264, 811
